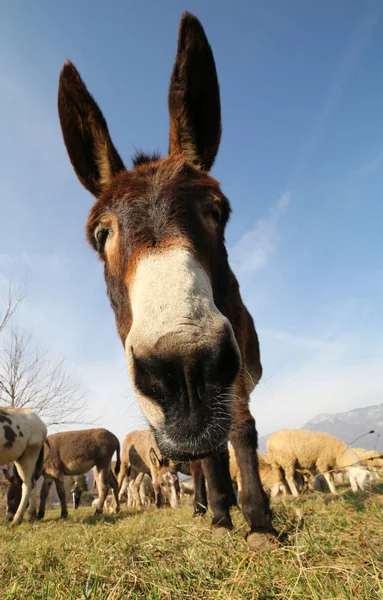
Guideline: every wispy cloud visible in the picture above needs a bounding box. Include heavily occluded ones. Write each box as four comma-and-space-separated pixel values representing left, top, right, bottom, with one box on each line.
0, 74, 26, 99
0, 252, 61, 270
0, 63, 66, 175
288, 11, 379, 186
252, 312, 383, 437
358, 150, 383, 174
229, 191, 291, 273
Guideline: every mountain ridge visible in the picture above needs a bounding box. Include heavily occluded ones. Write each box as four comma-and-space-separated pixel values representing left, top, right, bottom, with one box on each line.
258, 403, 382, 452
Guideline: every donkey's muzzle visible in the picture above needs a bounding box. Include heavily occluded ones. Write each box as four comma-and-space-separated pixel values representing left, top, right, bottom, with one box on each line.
131, 326, 240, 455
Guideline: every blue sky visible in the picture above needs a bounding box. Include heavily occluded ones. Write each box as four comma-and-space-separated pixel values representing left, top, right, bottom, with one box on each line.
1, 1, 382, 442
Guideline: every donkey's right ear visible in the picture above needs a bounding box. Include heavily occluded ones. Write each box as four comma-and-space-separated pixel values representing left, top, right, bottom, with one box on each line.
58, 61, 125, 197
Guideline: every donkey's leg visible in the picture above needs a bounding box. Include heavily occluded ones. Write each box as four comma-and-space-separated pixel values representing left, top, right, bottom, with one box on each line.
190, 460, 208, 516
92, 468, 100, 495
118, 474, 129, 501
108, 470, 121, 513
117, 461, 129, 492
10, 463, 32, 525
131, 473, 145, 508
37, 477, 52, 519
11, 445, 41, 526
127, 479, 135, 507
27, 479, 38, 520
202, 449, 236, 536
149, 469, 162, 509
95, 466, 109, 514
230, 404, 277, 549
55, 478, 68, 518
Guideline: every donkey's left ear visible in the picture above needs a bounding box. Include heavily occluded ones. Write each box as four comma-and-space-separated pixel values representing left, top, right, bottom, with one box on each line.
149, 448, 162, 469
3, 468, 12, 482
58, 61, 125, 197
168, 12, 221, 171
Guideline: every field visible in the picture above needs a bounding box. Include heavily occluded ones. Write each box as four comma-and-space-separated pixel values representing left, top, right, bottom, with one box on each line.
0, 487, 382, 600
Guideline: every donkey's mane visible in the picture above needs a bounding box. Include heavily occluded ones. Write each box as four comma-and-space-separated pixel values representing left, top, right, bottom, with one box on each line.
132, 151, 162, 167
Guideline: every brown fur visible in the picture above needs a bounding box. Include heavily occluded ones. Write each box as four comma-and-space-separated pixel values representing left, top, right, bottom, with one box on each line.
8, 428, 120, 519
176, 459, 208, 516
57, 12, 276, 545
118, 430, 179, 509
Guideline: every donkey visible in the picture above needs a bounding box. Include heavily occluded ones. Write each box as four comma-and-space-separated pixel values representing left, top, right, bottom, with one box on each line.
176, 460, 208, 517
57, 12, 277, 548
92, 459, 123, 511
0, 407, 46, 525
123, 473, 155, 508
118, 430, 179, 509
6, 428, 120, 520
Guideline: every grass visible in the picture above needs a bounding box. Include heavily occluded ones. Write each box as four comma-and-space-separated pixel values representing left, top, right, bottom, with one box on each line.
0, 486, 382, 600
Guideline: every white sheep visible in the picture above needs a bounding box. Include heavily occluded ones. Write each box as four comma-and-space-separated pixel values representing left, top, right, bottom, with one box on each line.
266, 429, 371, 497
92, 494, 115, 513
180, 480, 194, 498
352, 448, 383, 480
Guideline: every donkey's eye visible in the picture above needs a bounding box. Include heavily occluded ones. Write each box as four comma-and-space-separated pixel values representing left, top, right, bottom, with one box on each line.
95, 228, 112, 252
210, 207, 221, 224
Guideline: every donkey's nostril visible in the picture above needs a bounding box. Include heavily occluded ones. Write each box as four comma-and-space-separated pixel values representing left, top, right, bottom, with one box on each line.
205, 327, 241, 389
132, 353, 182, 400
131, 325, 240, 412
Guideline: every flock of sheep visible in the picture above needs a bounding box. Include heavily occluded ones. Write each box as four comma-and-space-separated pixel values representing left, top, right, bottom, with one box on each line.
1, 405, 381, 527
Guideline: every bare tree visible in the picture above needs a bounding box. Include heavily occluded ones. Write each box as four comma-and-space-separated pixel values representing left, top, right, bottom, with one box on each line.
0, 329, 87, 426
0, 280, 26, 336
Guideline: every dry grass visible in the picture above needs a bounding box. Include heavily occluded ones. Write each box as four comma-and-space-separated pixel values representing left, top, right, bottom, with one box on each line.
0, 485, 382, 599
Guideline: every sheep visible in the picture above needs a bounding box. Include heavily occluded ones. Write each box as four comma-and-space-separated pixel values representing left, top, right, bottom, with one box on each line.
352, 448, 383, 481
266, 430, 371, 497
92, 494, 114, 513
180, 480, 194, 499
228, 447, 304, 497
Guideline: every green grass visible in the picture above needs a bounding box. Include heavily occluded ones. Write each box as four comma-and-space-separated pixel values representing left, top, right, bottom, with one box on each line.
0, 486, 382, 600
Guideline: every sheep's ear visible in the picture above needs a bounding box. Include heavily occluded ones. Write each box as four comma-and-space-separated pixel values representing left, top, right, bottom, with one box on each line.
149, 448, 162, 469
58, 61, 125, 197
168, 12, 221, 171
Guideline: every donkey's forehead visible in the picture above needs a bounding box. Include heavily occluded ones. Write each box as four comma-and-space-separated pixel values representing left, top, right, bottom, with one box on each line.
89, 156, 223, 219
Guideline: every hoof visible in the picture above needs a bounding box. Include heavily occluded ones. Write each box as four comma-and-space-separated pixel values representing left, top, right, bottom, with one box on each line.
246, 531, 277, 552
10, 519, 21, 527
212, 526, 231, 540
193, 510, 206, 519
61, 513, 69, 520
